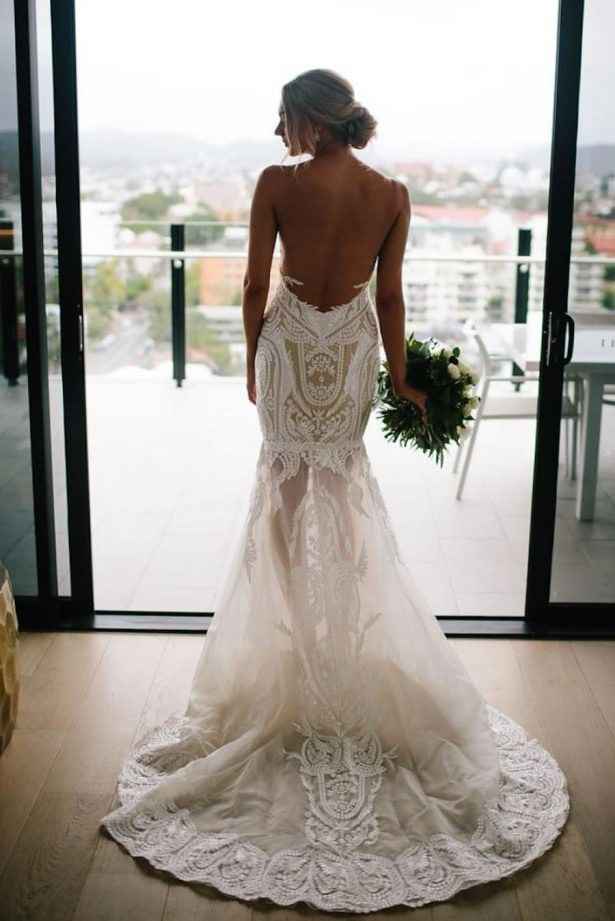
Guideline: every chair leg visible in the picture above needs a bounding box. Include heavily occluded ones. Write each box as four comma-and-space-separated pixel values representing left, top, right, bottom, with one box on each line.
570, 376, 581, 481
564, 417, 570, 479
452, 439, 463, 474
456, 403, 486, 500
456, 422, 480, 499
455, 376, 490, 500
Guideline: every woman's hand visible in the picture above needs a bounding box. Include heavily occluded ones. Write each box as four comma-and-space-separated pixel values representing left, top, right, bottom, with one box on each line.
393, 380, 429, 424
247, 363, 256, 404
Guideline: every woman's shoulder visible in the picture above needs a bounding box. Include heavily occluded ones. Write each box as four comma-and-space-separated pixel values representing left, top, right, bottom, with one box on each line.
263, 160, 405, 226
273, 159, 399, 192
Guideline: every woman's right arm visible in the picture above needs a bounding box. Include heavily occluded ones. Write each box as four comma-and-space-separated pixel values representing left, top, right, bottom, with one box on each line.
375, 181, 428, 423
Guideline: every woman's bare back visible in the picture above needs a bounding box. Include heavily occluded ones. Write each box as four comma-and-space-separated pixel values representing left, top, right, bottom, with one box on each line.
273, 156, 401, 312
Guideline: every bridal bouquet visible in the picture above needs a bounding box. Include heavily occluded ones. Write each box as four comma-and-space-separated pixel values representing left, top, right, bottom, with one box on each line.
375, 333, 481, 467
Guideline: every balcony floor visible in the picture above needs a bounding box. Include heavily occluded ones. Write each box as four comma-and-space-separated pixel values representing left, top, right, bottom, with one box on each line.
2, 374, 615, 613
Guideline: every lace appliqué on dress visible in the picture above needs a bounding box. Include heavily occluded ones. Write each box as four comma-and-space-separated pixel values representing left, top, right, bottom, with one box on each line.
285, 719, 399, 853
101, 704, 570, 913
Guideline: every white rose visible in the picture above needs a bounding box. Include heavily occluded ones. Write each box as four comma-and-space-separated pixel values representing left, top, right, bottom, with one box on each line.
459, 360, 478, 379
441, 346, 452, 358
448, 362, 461, 380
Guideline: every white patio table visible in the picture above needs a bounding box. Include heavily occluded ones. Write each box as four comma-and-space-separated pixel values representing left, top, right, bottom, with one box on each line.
485, 312, 615, 521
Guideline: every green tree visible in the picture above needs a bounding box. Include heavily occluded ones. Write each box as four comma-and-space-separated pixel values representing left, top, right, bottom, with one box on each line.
406, 186, 440, 205
486, 294, 504, 322
186, 309, 232, 373
147, 289, 172, 344
120, 189, 184, 234
82, 258, 126, 342
601, 290, 615, 311
86, 259, 126, 313
185, 261, 202, 306
183, 206, 226, 247
123, 257, 153, 308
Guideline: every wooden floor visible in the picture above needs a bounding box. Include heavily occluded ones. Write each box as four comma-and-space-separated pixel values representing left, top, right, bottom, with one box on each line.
1, 632, 614, 921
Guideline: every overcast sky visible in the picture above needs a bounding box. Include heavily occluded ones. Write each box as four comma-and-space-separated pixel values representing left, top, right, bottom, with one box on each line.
3, 0, 614, 152
72, 0, 561, 153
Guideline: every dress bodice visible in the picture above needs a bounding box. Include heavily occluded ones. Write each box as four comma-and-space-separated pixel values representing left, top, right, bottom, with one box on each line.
254, 270, 381, 496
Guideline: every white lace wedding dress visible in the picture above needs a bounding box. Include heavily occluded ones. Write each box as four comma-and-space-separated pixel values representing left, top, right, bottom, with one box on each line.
101, 273, 570, 913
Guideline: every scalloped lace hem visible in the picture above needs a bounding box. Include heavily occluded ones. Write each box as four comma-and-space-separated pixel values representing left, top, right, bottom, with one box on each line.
101, 704, 570, 914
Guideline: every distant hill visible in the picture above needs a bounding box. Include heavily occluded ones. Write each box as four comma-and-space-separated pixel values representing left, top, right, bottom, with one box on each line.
1, 129, 283, 175
2, 128, 614, 181
0, 130, 54, 179
520, 142, 615, 177
575, 145, 615, 177
0, 132, 21, 183
77, 130, 282, 171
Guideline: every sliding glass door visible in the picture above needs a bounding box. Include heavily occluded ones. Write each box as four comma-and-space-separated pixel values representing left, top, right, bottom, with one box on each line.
0, 0, 39, 596
549, 0, 615, 609
528, 0, 615, 624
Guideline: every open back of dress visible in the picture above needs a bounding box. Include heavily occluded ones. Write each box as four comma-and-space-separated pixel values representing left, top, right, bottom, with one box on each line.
101, 273, 570, 913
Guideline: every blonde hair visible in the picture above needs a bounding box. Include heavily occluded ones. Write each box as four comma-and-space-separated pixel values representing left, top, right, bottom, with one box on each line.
280, 68, 377, 173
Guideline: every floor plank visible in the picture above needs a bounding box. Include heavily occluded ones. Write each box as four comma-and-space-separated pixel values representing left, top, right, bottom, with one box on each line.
18, 633, 110, 732
514, 819, 611, 921
571, 641, 615, 738
431, 879, 520, 921
16, 632, 56, 678
0, 728, 64, 876
163, 882, 254, 920
0, 791, 111, 921
511, 641, 615, 918
72, 870, 169, 921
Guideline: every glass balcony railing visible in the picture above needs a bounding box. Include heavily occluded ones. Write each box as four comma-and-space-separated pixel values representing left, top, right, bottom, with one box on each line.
4, 220, 614, 387
2, 222, 615, 614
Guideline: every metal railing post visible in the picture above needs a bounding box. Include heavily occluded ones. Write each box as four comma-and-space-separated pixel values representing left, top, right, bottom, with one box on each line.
513, 227, 532, 389
170, 223, 186, 387
0, 220, 19, 385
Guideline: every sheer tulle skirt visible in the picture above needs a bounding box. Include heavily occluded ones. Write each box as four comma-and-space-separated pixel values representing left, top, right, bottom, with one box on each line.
101, 443, 569, 912
101, 281, 570, 913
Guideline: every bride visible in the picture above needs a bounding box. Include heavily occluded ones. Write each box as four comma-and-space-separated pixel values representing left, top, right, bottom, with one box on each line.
101, 68, 570, 913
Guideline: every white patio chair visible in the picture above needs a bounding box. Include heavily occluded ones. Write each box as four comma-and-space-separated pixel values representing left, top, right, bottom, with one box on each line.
452, 324, 583, 500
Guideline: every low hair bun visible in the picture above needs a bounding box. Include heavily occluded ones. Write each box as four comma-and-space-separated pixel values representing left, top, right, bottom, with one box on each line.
345, 103, 377, 150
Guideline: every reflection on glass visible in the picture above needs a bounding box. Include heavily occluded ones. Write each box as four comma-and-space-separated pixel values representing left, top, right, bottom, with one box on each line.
0, 0, 37, 594
37, 0, 71, 595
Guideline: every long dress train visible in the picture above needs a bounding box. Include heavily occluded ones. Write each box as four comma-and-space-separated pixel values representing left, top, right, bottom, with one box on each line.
100, 274, 570, 914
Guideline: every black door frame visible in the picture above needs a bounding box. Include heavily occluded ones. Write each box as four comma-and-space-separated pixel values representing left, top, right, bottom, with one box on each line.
13, 0, 615, 636
49, 0, 94, 618
12, 0, 93, 630
12, 0, 57, 605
